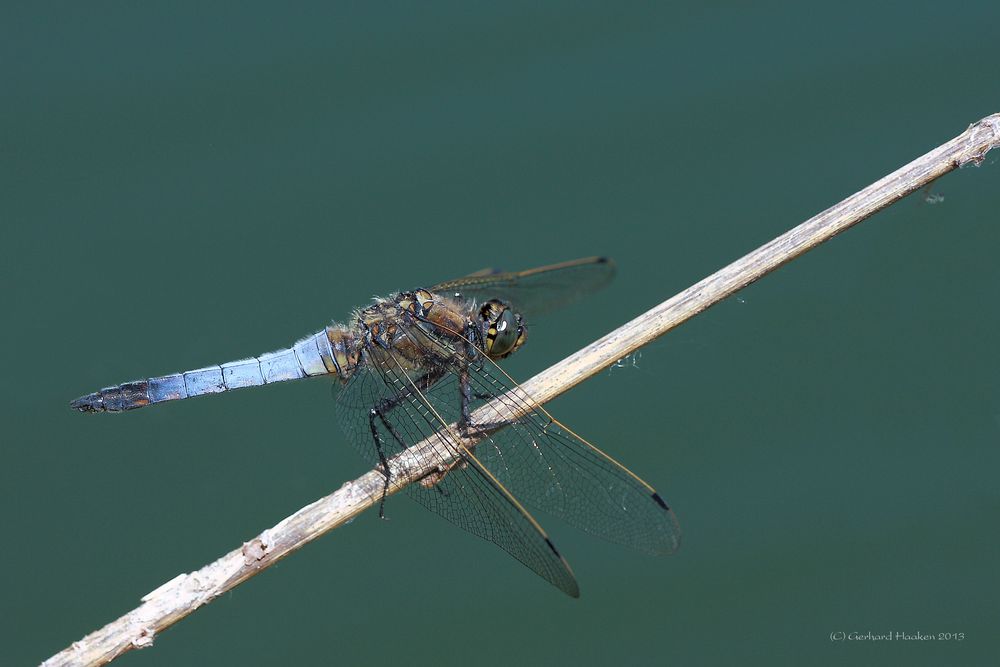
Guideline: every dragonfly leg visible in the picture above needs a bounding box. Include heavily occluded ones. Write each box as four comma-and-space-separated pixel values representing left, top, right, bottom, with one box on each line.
367, 367, 449, 517
456, 364, 496, 444
369, 400, 425, 518
375, 402, 464, 494
456, 337, 481, 433
454, 358, 509, 443
455, 336, 516, 436
465, 381, 547, 435
368, 407, 395, 519
458, 366, 473, 428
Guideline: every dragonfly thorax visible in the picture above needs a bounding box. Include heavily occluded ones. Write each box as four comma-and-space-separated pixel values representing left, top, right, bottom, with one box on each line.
354, 290, 526, 366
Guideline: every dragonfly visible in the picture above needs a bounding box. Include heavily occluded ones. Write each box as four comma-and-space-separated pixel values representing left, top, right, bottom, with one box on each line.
71, 256, 681, 596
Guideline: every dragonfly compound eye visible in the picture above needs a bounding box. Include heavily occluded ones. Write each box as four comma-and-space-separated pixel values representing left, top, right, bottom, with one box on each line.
485, 306, 524, 358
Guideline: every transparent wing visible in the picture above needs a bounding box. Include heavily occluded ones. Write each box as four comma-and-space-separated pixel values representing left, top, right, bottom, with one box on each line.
335, 340, 580, 597
399, 317, 681, 554
431, 256, 616, 316
454, 347, 681, 556
337, 316, 679, 584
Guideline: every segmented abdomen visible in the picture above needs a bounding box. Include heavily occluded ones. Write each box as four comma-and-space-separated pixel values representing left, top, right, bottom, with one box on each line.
71, 327, 358, 413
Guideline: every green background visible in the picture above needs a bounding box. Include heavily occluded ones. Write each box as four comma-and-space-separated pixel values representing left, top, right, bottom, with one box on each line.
4, 2, 998, 665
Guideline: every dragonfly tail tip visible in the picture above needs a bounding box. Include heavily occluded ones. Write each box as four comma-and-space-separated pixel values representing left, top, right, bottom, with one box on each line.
70, 392, 103, 413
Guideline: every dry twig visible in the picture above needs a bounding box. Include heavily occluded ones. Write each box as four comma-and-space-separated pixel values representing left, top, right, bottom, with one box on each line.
43, 113, 999, 666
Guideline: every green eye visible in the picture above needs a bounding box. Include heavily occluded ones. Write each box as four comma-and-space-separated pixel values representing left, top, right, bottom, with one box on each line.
489, 308, 520, 357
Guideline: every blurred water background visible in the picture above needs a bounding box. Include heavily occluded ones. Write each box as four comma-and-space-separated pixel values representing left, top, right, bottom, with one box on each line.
3, 2, 998, 665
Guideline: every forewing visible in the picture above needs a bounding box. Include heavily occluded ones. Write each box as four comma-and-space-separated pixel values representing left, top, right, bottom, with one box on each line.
431, 256, 615, 316
390, 320, 681, 555
461, 358, 682, 555
335, 337, 580, 597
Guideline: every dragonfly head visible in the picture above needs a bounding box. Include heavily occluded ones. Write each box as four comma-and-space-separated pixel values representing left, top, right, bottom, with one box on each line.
478, 299, 526, 360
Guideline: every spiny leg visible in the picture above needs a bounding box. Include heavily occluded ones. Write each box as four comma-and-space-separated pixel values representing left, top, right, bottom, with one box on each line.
457, 335, 479, 433
367, 368, 447, 517
375, 395, 462, 501
458, 365, 473, 429
368, 406, 394, 519
456, 347, 510, 437
458, 352, 536, 436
